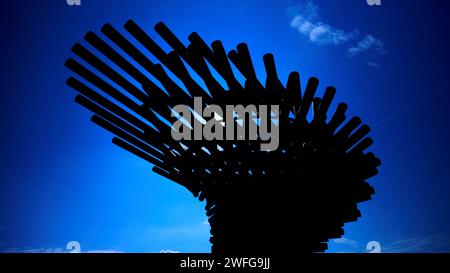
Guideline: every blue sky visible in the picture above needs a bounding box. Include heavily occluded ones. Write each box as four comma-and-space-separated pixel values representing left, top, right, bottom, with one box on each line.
1, 0, 450, 253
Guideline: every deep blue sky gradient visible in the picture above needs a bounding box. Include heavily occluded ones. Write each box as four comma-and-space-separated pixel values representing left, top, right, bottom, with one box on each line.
1, 0, 450, 252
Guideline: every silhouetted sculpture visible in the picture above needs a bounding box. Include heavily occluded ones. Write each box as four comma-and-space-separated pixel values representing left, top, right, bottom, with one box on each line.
65, 21, 381, 254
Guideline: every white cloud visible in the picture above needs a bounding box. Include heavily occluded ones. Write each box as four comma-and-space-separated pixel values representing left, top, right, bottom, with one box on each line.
347, 35, 385, 57
289, 1, 355, 45
332, 237, 358, 248
2, 247, 66, 253
288, 1, 386, 66
159, 249, 180, 253
368, 61, 381, 68
86, 250, 122, 253
2, 247, 122, 253
383, 235, 450, 253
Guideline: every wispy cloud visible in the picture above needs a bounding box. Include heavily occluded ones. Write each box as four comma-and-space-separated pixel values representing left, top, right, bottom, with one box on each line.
1, 246, 122, 253
329, 237, 360, 253
4, 247, 67, 253
368, 61, 382, 68
331, 235, 450, 253
85, 250, 122, 253
288, 1, 386, 66
383, 235, 450, 253
289, 1, 355, 45
347, 35, 385, 58
160, 249, 180, 253
332, 237, 359, 248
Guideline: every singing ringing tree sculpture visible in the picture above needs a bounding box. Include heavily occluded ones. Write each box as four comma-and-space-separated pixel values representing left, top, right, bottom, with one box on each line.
65, 20, 381, 254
